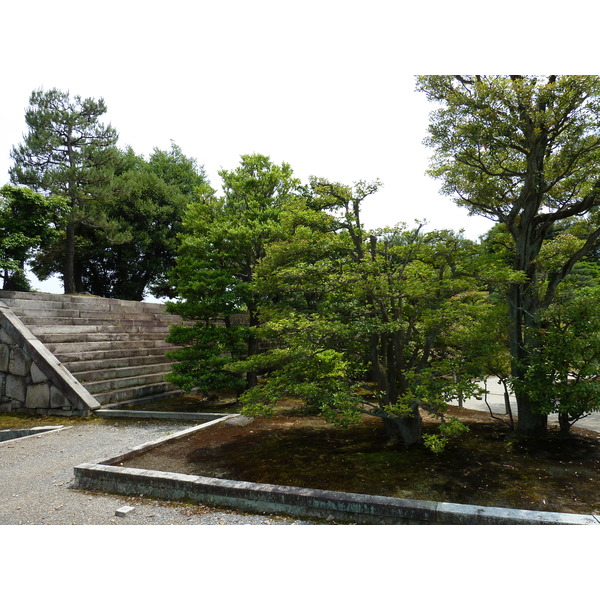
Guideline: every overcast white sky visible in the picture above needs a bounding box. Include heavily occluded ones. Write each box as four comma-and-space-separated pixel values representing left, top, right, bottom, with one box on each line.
3, 1, 595, 296
0, 0, 508, 294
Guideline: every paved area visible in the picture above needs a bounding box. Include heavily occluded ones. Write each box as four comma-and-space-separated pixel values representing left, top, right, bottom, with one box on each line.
0, 420, 312, 525
450, 378, 600, 434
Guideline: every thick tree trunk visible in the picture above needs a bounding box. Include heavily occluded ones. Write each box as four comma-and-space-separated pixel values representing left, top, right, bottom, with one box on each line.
381, 403, 422, 446
382, 415, 422, 446
508, 281, 548, 437
558, 412, 571, 437
515, 391, 548, 436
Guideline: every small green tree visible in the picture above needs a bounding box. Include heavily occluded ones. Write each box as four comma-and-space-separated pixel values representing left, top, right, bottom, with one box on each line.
166, 154, 303, 396
0, 185, 67, 290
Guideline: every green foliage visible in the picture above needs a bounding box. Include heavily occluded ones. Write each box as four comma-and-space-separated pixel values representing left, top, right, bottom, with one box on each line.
418, 75, 600, 436
166, 154, 303, 394
165, 321, 248, 394
0, 185, 67, 290
515, 283, 600, 431
417, 75, 600, 221
10, 88, 120, 293
232, 178, 490, 448
22, 141, 208, 300
146, 143, 208, 196
423, 418, 470, 454
229, 312, 365, 425
71, 144, 209, 300
10, 88, 119, 196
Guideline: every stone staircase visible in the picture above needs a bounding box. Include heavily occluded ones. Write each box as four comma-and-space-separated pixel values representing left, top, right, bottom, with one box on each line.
0, 291, 184, 409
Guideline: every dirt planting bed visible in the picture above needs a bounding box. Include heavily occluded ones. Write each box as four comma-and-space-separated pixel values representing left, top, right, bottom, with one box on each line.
113, 401, 600, 516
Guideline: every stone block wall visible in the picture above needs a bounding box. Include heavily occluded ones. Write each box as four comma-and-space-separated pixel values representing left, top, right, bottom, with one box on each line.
0, 324, 73, 414
0, 301, 100, 416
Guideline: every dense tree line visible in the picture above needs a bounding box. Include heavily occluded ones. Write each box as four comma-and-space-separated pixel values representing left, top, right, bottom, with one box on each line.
165, 154, 600, 448
4, 79, 600, 448
6, 88, 207, 299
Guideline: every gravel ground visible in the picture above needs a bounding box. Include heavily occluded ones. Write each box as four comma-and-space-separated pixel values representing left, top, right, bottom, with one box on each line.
0, 420, 314, 525
3, 384, 598, 527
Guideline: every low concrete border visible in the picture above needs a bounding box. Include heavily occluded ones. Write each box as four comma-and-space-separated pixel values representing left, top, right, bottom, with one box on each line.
0, 425, 70, 445
93, 414, 240, 462
73, 419, 600, 525
95, 408, 231, 422
0, 301, 100, 415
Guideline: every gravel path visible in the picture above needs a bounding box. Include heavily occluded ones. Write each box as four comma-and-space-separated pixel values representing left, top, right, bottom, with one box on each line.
0, 421, 313, 525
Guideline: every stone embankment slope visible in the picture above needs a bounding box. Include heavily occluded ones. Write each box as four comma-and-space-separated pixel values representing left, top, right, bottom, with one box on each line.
0, 291, 184, 413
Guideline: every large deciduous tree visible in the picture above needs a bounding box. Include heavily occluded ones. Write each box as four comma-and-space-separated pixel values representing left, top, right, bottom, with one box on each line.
417, 75, 600, 437
232, 178, 486, 450
10, 88, 120, 294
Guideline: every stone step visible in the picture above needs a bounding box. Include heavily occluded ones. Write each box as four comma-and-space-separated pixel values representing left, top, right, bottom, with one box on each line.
4, 297, 176, 313
1, 296, 111, 313
55, 346, 180, 364
83, 372, 171, 395
16, 311, 180, 324
93, 381, 180, 406
44, 339, 175, 354
33, 331, 171, 345
0, 292, 170, 313
65, 354, 175, 373
28, 323, 171, 335
13, 307, 88, 319
75, 362, 173, 383
100, 388, 186, 410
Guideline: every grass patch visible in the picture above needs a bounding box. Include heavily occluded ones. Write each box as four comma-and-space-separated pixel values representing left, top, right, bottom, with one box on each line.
0, 413, 94, 429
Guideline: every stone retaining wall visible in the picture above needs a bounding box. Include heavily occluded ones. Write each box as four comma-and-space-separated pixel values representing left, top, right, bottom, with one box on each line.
0, 301, 99, 415
0, 327, 66, 412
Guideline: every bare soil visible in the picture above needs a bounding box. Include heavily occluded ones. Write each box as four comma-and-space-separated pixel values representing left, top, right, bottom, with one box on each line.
115, 400, 600, 515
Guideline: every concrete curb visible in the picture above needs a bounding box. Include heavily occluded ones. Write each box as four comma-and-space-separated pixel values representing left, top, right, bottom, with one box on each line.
73, 420, 600, 526
73, 462, 600, 525
95, 408, 231, 422
0, 425, 70, 445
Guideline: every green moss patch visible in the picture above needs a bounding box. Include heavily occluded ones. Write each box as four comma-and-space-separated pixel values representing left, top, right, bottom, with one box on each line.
117, 403, 600, 515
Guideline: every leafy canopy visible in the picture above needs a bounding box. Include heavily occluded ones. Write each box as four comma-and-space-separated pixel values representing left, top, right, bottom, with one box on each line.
166, 154, 304, 395
0, 185, 67, 290
230, 178, 489, 450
